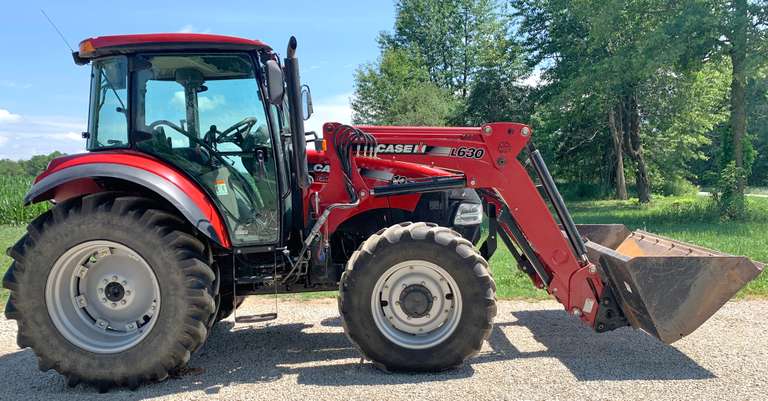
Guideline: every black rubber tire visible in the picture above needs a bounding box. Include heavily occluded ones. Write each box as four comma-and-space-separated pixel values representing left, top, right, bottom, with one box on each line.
339, 222, 497, 372
2, 193, 216, 391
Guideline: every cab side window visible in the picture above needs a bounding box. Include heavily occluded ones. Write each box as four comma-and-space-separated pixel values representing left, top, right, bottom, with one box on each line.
87, 56, 129, 149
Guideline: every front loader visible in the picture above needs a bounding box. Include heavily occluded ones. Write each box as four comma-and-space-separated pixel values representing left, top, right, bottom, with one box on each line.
2, 33, 762, 391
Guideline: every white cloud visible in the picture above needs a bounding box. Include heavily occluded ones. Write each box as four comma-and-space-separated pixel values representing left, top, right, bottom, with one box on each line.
0, 80, 32, 89
178, 24, 195, 33
171, 91, 225, 112
0, 109, 21, 123
0, 113, 86, 160
304, 93, 353, 135
177, 25, 211, 34
516, 69, 547, 88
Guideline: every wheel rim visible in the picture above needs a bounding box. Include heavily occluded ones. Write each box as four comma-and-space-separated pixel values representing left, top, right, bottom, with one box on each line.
371, 260, 462, 349
45, 240, 161, 353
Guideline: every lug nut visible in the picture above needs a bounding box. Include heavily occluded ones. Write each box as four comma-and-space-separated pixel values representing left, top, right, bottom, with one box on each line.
125, 290, 131, 296
111, 302, 117, 308
97, 288, 103, 293
121, 280, 127, 286
121, 300, 127, 305
101, 298, 107, 303
112, 275, 118, 282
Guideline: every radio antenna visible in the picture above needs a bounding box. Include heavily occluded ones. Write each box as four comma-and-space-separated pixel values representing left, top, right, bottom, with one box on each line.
40, 9, 74, 52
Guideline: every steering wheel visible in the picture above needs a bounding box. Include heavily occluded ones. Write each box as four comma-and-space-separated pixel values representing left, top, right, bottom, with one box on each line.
148, 119, 215, 163
215, 117, 258, 144
149, 120, 189, 136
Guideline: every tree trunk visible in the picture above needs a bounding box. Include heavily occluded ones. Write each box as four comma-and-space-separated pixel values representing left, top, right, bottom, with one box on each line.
730, 0, 748, 193
621, 93, 651, 203
608, 106, 628, 200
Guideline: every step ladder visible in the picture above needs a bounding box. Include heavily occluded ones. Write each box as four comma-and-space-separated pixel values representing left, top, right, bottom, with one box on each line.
232, 251, 279, 324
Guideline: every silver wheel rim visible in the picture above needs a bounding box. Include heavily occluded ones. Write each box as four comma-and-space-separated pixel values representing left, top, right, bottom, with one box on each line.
371, 260, 462, 349
45, 240, 161, 353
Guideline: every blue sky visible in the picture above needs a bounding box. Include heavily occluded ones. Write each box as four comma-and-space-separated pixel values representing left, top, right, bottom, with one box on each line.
0, 1, 395, 159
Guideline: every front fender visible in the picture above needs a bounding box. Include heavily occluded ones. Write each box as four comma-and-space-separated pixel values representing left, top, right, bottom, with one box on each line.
26, 152, 231, 248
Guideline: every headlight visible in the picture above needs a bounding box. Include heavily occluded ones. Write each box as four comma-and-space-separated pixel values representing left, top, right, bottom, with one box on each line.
453, 202, 482, 226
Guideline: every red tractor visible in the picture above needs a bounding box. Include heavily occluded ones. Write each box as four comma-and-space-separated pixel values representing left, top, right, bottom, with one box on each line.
3, 33, 761, 390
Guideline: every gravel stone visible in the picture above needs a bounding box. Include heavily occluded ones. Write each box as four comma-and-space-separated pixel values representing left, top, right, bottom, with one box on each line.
0, 298, 765, 400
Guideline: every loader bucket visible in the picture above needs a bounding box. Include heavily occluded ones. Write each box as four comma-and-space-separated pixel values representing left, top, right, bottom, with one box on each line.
577, 224, 763, 344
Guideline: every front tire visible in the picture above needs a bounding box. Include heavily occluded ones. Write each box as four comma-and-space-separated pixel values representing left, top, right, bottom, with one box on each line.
2, 193, 216, 390
339, 222, 496, 371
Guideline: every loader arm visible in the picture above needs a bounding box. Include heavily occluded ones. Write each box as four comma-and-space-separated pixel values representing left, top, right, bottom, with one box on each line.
351, 122, 603, 327
328, 122, 762, 343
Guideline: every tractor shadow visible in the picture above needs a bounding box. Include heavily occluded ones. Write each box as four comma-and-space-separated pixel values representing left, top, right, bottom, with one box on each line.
0, 307, 713, 398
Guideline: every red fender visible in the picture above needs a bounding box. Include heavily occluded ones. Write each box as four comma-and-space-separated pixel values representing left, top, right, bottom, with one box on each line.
28, 150, 231, 248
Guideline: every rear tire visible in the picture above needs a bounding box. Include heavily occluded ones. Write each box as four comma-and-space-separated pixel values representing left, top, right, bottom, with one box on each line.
2, 193, 215, 391
339, 222, 496, 371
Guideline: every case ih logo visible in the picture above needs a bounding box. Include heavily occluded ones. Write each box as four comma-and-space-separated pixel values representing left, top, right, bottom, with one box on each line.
376, 143, 428, 154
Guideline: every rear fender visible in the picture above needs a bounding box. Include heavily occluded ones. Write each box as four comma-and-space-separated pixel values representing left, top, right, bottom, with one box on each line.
26, 153, 231, 248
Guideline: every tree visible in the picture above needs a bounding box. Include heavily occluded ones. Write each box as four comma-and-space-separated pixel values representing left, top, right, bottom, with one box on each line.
386, 0, 501, 98
352, 47, 457, 125
512, 0, 737, 203
353, 0, 528, 127
721, 0, 767, 202
0, 152, 64, 177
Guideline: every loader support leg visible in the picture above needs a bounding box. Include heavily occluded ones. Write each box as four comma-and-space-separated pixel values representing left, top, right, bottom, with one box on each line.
479, 204, 497, 260
495, 206, 551, 286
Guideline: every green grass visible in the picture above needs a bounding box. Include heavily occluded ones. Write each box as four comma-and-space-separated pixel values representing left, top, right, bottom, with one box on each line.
0, 195, 766, 308
566, 195, 768, 298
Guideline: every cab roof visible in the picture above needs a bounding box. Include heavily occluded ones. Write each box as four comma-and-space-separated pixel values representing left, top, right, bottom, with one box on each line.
75, 33, 271, 64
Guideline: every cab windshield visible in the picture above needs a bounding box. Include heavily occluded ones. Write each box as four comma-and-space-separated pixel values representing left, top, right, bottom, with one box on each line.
132, 53, 279, 245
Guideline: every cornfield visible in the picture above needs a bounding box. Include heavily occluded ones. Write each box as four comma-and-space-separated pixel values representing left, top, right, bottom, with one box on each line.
0, 176, 48, 225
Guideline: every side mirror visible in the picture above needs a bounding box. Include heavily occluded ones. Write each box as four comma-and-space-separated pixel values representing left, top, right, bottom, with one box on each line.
301, 84, 313, 120
265, 60, 284, 105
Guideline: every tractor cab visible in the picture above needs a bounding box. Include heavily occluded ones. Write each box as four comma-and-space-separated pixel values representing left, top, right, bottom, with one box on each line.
80, 34, 309, 247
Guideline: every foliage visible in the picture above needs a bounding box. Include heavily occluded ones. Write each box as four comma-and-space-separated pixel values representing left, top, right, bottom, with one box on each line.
0, 176, 48, 225
713, 161, 749, 219
352, 0, 530, 126
0, 151, 63, 177
352, 47, 458, 125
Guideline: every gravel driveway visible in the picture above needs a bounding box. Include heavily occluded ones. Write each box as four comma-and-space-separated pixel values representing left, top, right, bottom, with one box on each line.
0, 298, 765, 401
